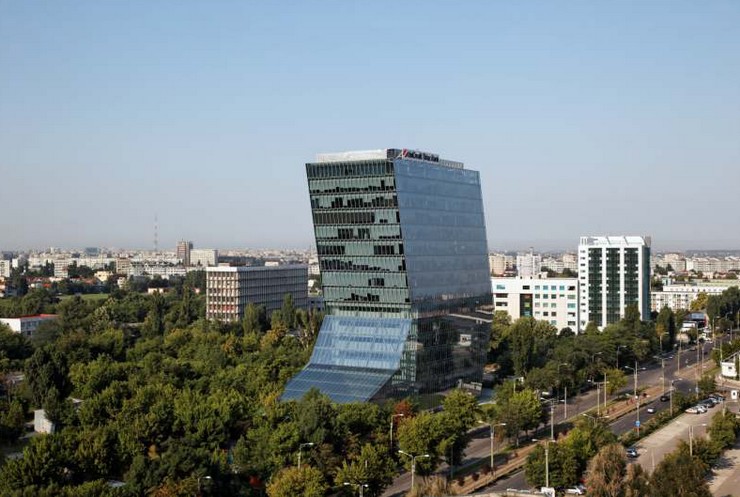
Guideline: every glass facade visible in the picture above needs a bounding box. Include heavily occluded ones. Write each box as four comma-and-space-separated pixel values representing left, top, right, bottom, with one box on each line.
283, 150, 491, 403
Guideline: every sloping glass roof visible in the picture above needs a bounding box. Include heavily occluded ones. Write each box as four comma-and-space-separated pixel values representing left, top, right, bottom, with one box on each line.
282, 316, 411, 403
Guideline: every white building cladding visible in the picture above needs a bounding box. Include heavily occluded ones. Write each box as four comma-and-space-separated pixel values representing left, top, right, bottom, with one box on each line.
492, 277, 580, 332
189, 249, 219, 267
206, 264, 308, 322
651, 283, 734, 312
578, 236, 651, 329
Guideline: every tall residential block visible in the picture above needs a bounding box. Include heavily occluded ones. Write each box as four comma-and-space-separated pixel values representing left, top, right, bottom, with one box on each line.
176, 240, 193, 266
578, 236, 651, 329
206, 265, 308, 322
282, 148, 491, 403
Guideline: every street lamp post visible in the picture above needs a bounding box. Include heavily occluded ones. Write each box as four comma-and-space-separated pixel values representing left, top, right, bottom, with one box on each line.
389, 413, 404, 449
557, 363, 571, 420
677, 422, 707, 457
625, 362, 640, 436
398, 450, 430, 491
479, 421, 506, 476
653, 355, 666, 395
298, 442, 314, 469
343, 482, 369, 497
197, 476, 211, 496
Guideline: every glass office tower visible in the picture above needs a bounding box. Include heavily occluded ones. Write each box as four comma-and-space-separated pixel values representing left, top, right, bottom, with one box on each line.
282, 149, 491, 403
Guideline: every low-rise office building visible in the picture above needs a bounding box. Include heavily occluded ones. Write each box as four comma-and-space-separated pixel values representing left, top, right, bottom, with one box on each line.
491, 277, 580, 332
651, 283, 734, 312
206, 264, 308, 322
0, 314, 58, 337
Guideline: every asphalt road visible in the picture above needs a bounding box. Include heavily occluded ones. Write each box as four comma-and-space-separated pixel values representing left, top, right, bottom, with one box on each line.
382, 337, 726, 497
477, 338, 721, 495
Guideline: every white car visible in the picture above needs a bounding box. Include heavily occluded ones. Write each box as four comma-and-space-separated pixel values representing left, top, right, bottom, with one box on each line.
685, 406, 699, 414
647, 407, 656, 414
565, 485, 586, 495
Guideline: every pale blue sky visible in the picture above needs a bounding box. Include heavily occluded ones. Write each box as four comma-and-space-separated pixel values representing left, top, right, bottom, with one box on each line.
1, 1, 739, 252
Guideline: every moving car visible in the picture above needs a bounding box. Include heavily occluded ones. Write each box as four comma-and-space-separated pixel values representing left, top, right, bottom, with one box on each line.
646, 407, 656, 414
659, 394, 670, 402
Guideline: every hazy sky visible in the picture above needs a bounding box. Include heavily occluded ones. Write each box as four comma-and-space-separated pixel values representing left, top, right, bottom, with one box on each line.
1, 1, 739, 252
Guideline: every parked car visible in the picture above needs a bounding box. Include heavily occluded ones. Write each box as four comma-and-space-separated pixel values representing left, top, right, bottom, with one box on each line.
711, 393, 725, 402
696, 404, 708, 414
565, 485, 586, 495
685, 406, 700, 414
626, 447, 639, 458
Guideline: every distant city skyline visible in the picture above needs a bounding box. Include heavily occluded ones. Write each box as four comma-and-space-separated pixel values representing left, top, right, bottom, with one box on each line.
2, 2, 739, 251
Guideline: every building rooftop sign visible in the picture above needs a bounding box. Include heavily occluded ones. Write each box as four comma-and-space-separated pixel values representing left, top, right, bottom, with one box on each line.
315, 148, 464, 169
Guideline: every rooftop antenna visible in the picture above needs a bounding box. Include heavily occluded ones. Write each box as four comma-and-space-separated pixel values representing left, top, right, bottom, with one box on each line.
154, 213, 159, 253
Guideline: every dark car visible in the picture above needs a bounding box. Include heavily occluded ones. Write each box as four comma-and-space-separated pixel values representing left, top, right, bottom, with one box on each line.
660, 394, 670, 402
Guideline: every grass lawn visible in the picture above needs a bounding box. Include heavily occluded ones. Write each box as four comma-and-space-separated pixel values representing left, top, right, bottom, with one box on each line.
58, 293, 109, 302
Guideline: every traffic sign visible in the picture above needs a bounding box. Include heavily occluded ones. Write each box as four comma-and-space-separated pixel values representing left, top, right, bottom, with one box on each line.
635, 420, 641, 427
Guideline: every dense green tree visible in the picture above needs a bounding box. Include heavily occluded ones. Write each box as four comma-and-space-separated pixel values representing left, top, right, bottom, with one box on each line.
0, 398, 27, 443
623, 463, 650, 497
491, 384, 544, 445
525, 442, 579, 488
25, 346, 71, 407
242, 303, 264, 335
584, 443, 627, 497
267, 466, 327, 497
142, 293, 166, 338
334, 443, 395, 497
650, 447, 712, 497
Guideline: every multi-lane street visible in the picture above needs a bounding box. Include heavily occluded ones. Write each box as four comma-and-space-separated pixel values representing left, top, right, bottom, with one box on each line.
382, 337, 724, 497
480, 339, 719, 494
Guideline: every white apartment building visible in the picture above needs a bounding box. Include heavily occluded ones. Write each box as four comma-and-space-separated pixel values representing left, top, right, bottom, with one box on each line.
189, 249, 219, 267
578, 236, 651, 329
127, 263, 189, 279
651, 282, 737, 312
0, 314, 58, 337
541, 257, 565, 273
685, 257, 740, 274
0, 260, 11, 278
489, 254, 515, 276
491, 277, 580, 332
206, 264, 308, 323
562, 253, 578, 272
516, 251, 542, 278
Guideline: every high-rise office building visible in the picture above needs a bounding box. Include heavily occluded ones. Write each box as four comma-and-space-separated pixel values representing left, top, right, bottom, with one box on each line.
176, 240, 193, 266
578, 236, 651, 329
283, 149, 491, 404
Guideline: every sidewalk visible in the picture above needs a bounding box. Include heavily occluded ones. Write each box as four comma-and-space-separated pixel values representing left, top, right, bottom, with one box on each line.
709, 436, 740, 497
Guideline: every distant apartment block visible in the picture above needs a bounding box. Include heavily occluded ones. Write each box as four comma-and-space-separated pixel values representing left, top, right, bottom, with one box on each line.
0, 314, 58, 337
127, 263, 189, 279
651, 282, 737, 312
516, 251, 542, 278
189, 249, 218, 267
206, 264, 308, 322
176, 240, 193, 266
53, 263, 69, 279
0, 260, 11, 278
492, 277, 579, 332
489, 254, 515, 276
116, 257, 132, 275
578, 236, 651, 329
